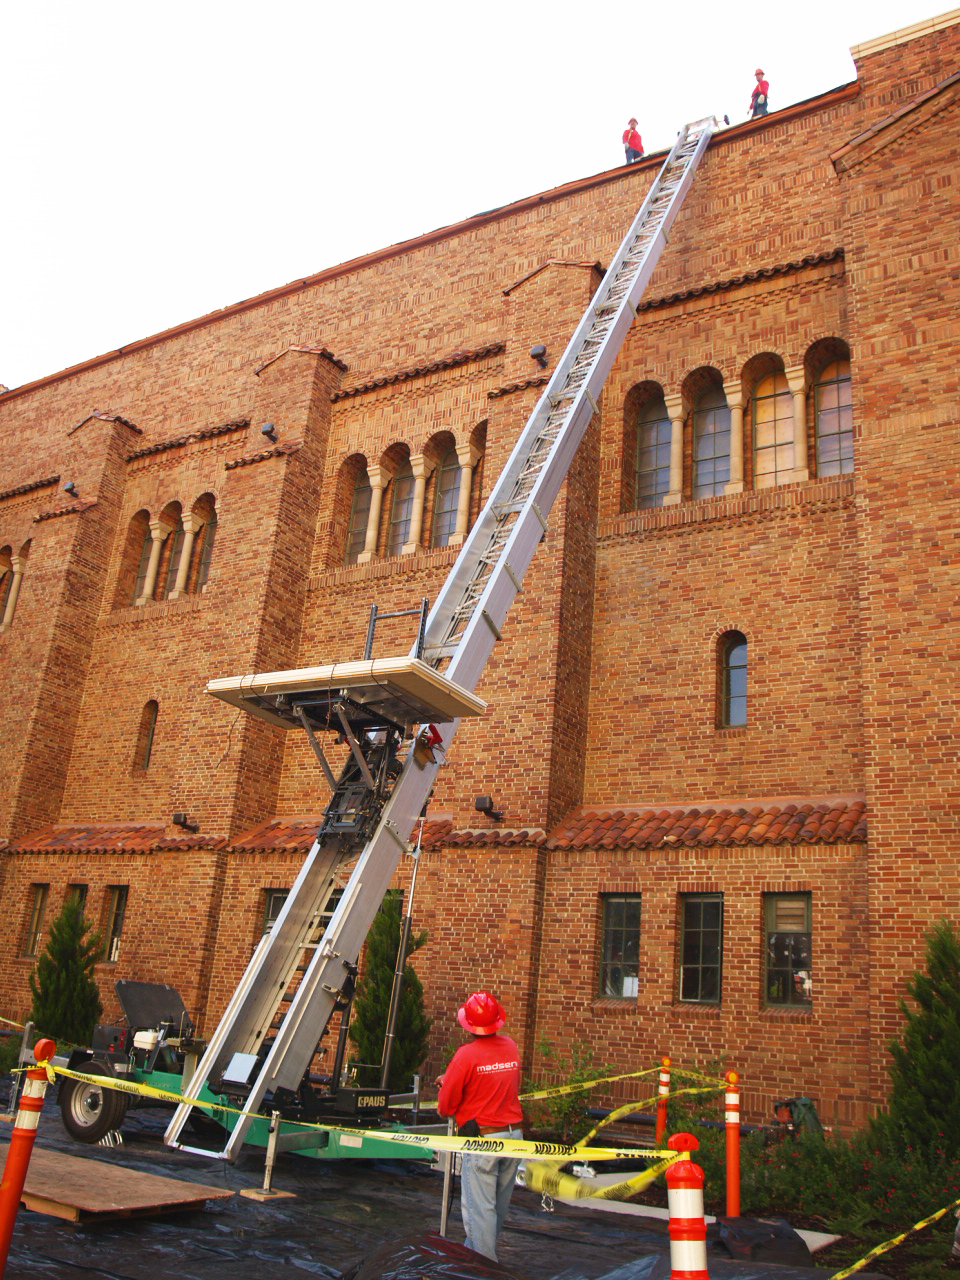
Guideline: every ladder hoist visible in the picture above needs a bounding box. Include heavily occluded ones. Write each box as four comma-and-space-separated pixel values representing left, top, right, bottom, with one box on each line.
164, 116, 718, 1162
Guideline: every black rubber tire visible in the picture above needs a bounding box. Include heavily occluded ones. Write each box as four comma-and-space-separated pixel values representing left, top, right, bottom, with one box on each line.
59, 1060, 128, 1143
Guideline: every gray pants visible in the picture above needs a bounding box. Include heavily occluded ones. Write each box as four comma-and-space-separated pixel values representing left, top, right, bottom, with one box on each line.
459, 1128, 522, 1261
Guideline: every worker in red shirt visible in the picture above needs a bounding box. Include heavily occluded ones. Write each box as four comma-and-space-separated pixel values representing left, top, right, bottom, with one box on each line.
437, 991, 524, 1261
750, 69, 769, 118
622, 118, 644, 165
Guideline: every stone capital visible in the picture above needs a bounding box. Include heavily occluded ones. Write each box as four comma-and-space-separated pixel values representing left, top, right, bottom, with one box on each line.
366, 464, 390, 490
663, 392, 685, 422
456, 442, 482, 469
722, 382, 744, 411
409, 453, 436, 482
784, 365, 806, 397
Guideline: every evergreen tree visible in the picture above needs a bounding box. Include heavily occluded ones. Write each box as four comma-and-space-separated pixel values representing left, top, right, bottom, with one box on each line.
28, 897, 103, 1050
348, 892, 432, 1094
872, 918, 960, 1152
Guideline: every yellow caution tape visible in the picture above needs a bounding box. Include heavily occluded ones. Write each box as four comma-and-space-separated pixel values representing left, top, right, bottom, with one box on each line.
521, 1065, 661, 1103
576, 1084, 725, 1149
828, 1196, 960, 1279
40, 1061, 679, 1162
1, 1016, 26, 1030
525, 1153, 677, 1201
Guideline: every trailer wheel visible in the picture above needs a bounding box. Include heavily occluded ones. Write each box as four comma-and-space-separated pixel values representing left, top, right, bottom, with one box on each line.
59, 1060, 128, 1143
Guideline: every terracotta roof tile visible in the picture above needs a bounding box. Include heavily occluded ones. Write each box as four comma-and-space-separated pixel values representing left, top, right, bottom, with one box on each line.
11, 823, 167, 854
546, 798, 868, 851
332, 343, 503, 402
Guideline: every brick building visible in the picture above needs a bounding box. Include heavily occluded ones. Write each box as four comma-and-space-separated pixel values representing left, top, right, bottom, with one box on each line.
2, 11, 959, 1133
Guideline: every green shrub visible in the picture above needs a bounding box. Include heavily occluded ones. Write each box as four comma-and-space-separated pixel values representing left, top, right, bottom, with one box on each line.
872, 919, 960, 1156
28, 897, 103, 1051
347, 891, 431, 1094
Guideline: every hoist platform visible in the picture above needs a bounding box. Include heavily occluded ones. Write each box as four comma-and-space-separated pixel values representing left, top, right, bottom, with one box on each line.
206, 656, 487, 732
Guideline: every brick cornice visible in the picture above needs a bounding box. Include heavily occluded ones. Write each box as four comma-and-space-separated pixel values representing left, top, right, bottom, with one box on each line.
0, 475, 59, 503
332, 343, 504, 402
126, 418, 249, 461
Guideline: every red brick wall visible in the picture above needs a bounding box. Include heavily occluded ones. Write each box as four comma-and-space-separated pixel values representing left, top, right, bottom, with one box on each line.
2, 17, 959, 1133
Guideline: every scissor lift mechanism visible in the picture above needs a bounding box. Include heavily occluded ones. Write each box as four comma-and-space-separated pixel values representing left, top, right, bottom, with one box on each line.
165, 116, 719, 1161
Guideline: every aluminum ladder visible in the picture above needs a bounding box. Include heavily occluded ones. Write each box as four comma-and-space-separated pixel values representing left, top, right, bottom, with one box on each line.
164, 115, 717, 1161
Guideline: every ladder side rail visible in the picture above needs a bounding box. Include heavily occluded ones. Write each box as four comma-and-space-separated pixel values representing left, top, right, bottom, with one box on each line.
164, 837, 348, 1148
221, 736, 449, 1160
420, 121, 715, 660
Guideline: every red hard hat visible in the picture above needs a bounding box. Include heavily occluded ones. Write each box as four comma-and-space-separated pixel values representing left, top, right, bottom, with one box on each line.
755, 68, 764, 76
458, 991, 506, 1036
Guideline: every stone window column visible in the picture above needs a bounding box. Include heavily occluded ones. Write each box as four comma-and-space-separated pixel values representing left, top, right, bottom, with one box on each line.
723, 382, 745, 495
402, 453, 436, 556
167, 512, 205, 599
784, 365, 810, 482
357, 464, 389, 566
136, 518, 174, 605
0, 554, 26, 631
450, 443, 481, 546
662, 392, 685, 506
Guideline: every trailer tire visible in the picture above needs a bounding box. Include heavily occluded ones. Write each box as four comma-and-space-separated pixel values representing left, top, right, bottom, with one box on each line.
59, 1060, 128, 1143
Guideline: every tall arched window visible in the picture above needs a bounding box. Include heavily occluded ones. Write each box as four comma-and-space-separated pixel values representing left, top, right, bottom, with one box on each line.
815, 360, 854, 476
719, 631, 747, 727
432, 448, 461, 548
345, 472, 372, 565
163, 520, 186, 597
752, 372, 794, 488
131, 524, 153, 604
194, 508, 217, 591
635, 397, 671, 509
386, 461, 415, 557
134, 700, 159, 770
693, 387, 730, 499
0, 548, 13, 620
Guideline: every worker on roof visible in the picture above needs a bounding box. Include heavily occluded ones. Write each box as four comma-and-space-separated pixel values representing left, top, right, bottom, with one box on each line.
436, 991, 523, 1261
750, 68, 769, 118
622, 117, 644, 164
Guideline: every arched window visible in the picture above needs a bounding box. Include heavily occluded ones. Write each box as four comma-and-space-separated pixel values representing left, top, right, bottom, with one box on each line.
131, 525, 153, 604
752, 372, 793, 488
0, 548, 13, 620
163, 520, 186, 597
719, 631, 747, 727
345, 472, 372, 565
386, 460, 415, 557
432, 448, 461, 548
635, 397, 671, 509
194, 508, 217, 591
134, 700, 159, 770
693, 387, 730, 499
815, 359, 853, 476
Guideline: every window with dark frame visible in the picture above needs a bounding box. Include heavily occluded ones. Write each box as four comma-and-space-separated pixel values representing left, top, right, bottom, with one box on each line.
103, 886, 129, 963
387, 461, 416, 557
752, 372, 794, 488
24, 884, 49, 957
815, 359, 854, 476
131, 526, 153, 603
719, 631, 747, 728
261, 887, 343, 938
635, 398, 672, 509
432, 448, 462, 548
599, 895, 641, 998
765, 893, 812, 1007
679, 893, 723, 1003
134, 700, 159, 770
345, 473, 372, 565
162, 520, 186, 597
693, 386, 731, 499
193, 510, 217, 592
67, 884, 88, 915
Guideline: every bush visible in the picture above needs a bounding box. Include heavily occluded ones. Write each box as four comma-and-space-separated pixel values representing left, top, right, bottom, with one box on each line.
872, 919, 960, 1156
28, 897, 103, 1051
347, 891, 431, 1094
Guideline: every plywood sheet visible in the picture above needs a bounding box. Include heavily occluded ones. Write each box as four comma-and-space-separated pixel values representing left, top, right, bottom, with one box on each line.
1, 1142, 233, 1222
206, 656, 485, 730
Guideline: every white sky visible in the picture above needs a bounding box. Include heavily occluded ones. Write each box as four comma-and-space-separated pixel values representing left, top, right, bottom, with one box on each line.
0, 0, 938, 391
